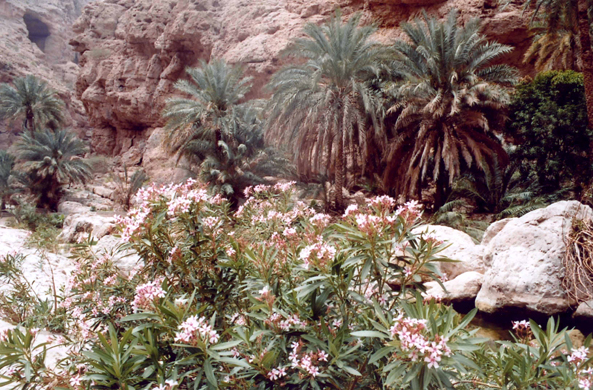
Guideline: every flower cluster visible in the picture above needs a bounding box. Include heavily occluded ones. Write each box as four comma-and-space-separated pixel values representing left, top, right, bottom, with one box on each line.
299, 238, 336, 270
175, 315, 220, 346
389, 315, 451, 368
288, 341, 328, 378
568, 347, 593, 389
132, 280, 165, 311
266, 312, 307, 332
512, 320, 533, 340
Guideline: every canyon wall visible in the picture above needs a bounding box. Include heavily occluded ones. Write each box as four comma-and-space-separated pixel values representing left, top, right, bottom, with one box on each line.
0, 0, 93, 148
70, 0, 533, 178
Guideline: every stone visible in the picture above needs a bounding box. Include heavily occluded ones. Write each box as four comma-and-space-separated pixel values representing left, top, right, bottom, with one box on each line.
58, 213, 115, 243
413, 225, 486, 279
573, 300, 593, 320
95, 234, 141, 274
89, 185, 114, 200
423, 271, 483, 304
475, 201, 592, 316
57, 200, 91, 215
568, 329, 585, 348
0, 225, 74, 299
481, 217, 515, 247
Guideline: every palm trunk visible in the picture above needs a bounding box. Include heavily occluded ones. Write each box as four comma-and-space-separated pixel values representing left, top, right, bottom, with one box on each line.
335, 126, 345, 211
577, 0, 593, 128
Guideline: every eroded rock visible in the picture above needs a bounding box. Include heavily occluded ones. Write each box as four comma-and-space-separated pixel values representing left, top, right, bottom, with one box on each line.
475, 201, 592, 316
414, 225, 486, 279
424, 271, 483, 304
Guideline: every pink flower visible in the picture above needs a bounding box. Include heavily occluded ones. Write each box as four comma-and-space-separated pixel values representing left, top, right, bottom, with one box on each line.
132, 280, 165, 311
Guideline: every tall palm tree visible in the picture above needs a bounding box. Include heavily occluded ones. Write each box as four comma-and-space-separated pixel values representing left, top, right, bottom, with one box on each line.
16, 129, 91, 210
383, 9, 518, 206
518, 0, 593, 128
0, 151, 17, 211
266, 11, 386, 210
162, 59, 253, 157
0, 75, 64, 135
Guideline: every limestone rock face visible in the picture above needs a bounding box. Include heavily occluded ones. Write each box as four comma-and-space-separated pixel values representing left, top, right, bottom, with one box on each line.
70, 0, 533, 179
0, 0, 92, 148
475, 201, 592, 316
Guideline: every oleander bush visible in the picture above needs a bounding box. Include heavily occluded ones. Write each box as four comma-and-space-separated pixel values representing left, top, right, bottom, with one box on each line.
0, 179, 592, 389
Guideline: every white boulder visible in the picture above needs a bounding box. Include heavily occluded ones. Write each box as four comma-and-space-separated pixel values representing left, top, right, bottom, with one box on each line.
414, 225, 486, 279
95, 234, 140, 274
58, 213, 115, 243
424, 271, 483, 304
475, 201, 591, 316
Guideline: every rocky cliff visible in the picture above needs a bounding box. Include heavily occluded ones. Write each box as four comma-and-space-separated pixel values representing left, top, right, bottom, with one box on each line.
70, 0, 533, 177
0, 0, 92, 148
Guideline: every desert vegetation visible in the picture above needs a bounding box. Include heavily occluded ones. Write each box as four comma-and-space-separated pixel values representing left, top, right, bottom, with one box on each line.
0, 3, 593, 390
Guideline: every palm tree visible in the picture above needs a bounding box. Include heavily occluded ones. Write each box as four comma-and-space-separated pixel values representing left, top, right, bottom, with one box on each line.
524, 17, 579, 71
0, 151, 17, 211
441, 157, 535, 216
383, 9, 518, 206
191, 103, 291, 203
0, 75, 64, 135
16, 129, 91, 210
518, 0, 593, 128
111, 166, 148, 211
162, 59, 253, 157
266, 11, 386, 210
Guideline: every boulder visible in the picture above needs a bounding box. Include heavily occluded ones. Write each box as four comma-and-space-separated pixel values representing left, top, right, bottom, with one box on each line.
58, 213, 115, 243
58, 201, 91, 215
423, 271, 483, 304
0, 225, 74, 299
475, 201, 592, 316
413, 225, 486, 279
95, 234, 140, 274
573, 300, 593, 320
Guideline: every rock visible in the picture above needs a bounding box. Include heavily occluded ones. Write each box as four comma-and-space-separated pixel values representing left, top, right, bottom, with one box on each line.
0, 225, 74, 299
475, 201, 592, 316
58, 200, 91, 215
424, 271, 483, 304
481, 217, 515, 247
58, 213, 115, 243
89, 185, 114, 200
95, 234, 140, 274
142, 127, 194, 184
573, 300, 593, 320
70, 0, 533, 172
413, 225, 486, 279
568, 329, 585, 348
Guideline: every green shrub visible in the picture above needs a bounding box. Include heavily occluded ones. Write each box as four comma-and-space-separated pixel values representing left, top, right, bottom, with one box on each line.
0, 180, 591, 389
505, 70, 593, 194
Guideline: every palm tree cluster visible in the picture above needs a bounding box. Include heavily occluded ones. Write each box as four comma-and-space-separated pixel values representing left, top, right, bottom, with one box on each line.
163, 10, 522, 211
264, 9, 518, 209
163, 60, 291, 204
0, 75, 92, 211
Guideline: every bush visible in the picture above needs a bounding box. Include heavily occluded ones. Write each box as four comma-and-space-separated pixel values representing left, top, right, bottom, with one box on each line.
505, 70, 593, 194
0, 179, 592, 389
